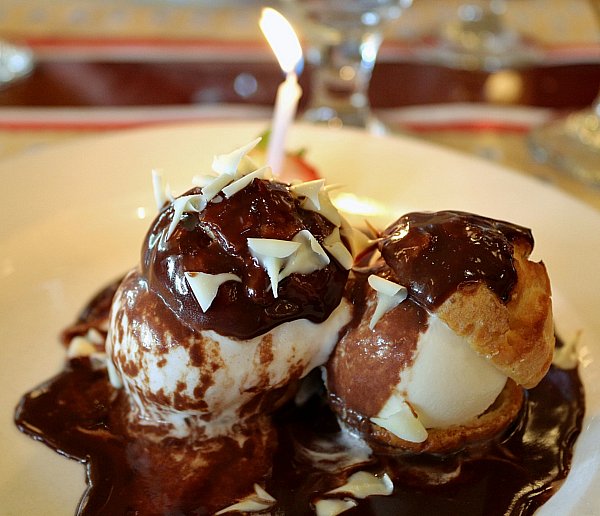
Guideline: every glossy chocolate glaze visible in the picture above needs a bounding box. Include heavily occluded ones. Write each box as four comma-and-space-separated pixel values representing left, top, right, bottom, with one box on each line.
142, 180, 348, 339
381, 211, 534, 309
15, 283, 584, 516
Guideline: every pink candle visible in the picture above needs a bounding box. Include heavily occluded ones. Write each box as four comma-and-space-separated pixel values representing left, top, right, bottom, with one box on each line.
260, 8, 303, 176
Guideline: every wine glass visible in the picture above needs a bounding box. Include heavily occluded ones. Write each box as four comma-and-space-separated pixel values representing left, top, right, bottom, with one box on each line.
527, 1, 600, 185
0, 40, 34, 86
418, 0, 542, 71
281, 0, 412, 131
528, 96, 600, 185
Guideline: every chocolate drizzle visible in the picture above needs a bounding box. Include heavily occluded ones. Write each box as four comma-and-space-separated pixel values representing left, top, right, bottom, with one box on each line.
15, 361, 276, 515
381, 211, 534, 309
142, 180, 348, 339
14, 283, 585, 515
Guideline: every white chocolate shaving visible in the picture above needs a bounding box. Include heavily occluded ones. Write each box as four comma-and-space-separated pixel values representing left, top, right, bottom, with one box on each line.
371, 392, 428, 443
368, 275, 405, 297
368, 275, 408, 329
165, 138, 272, 237
553, 336, 580, 369
326, 471, 394, 499
201, 172, 235, 203
184, 272, 242, 312
317, 191, 342, 227
290, 179, 325, 210
247, 238, 302, 259
221, 166, 269, 198
239, 154, 267, 178
299, 186, 342, 227
340, 215, 375, 258
212, 137, 261, 176
214, 483, 276, 515
326, 242, 354, 270
314, 498, 357, 516
199, 138, 265, 203
67, 332, 108, 370
253, 484, 276, 503
279, 230, 330, 281
85, 327, 105, 345
323, 228, 354, 270
67, 336, 97, 358
247, 238, 301, 297
166, 194, 206, 239
151, 169, 172, 211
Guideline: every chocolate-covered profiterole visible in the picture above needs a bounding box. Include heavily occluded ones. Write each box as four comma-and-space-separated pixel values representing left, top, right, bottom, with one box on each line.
106, 138, 355, 437
142, 173, 346, 340
381, 210, 534, 308
327, 211, 555, 452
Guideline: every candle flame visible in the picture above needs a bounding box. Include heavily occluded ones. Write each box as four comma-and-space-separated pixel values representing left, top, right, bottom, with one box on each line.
260, 8, 303, 74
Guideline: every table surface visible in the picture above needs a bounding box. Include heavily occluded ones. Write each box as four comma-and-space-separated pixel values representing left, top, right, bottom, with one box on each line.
1, 0, 599, 211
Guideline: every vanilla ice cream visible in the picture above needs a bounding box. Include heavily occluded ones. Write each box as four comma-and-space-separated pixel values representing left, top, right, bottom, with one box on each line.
108, 273, 351, 437
327, 278, 507, 444
381, 314, 507, 430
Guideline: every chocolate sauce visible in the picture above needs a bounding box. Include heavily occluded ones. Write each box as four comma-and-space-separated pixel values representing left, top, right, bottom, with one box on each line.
381, 211, 534, 309
15, 285, 584, 516
142, 180, 348, 339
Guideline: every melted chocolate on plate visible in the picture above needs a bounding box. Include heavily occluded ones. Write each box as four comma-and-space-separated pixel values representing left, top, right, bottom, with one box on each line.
15, 281, 585, 515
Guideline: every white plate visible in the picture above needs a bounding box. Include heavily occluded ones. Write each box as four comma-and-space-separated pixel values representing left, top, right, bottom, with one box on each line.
1, 121, 598, 515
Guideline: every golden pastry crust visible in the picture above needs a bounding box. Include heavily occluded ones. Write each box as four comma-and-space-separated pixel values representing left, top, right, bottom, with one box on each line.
436, 241, 554, 389
332, 379, 524, 455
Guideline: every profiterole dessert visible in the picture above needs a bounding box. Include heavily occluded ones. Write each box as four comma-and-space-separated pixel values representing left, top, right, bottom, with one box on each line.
107, 138, 353, 439
327, 210, 555, 453
15, 141, 584, 516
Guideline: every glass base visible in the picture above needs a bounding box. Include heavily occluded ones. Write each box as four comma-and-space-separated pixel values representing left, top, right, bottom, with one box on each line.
301, 105, 387, 135
0, 41, 34, 85
528, 109, 600, 186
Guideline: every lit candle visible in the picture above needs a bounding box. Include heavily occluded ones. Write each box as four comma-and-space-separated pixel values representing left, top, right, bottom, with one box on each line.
260, 7, 303, 176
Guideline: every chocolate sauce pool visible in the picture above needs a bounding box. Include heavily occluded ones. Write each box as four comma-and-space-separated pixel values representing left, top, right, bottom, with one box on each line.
14, 283, 585, 516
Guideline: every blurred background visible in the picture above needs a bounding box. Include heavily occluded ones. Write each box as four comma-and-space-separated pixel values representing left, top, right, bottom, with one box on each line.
0, 0, 598, 204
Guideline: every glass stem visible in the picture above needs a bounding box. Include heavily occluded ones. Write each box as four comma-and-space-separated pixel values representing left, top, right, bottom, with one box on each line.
303, 31, 382, 128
